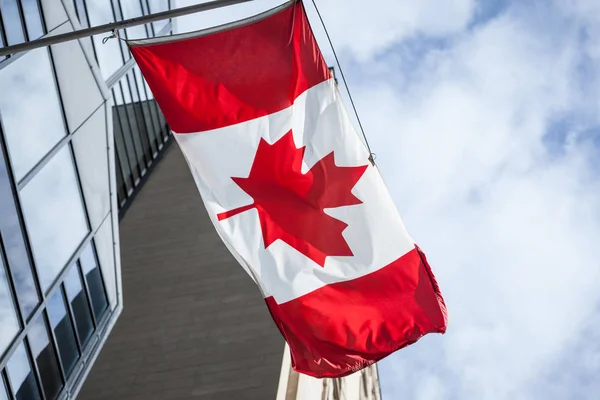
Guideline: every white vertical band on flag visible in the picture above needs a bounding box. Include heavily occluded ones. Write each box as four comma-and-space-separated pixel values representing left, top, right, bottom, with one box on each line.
175, 79, 415, 304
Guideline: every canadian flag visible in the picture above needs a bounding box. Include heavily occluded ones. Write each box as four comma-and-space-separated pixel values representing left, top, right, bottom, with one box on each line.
129, 0, 447, 378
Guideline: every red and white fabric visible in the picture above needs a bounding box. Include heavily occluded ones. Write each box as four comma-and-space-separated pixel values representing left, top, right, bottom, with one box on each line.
129, 0, 447, 378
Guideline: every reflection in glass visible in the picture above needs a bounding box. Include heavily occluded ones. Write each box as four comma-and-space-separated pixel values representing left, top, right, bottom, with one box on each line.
120, 80, 147, 171
0, 149, 39, 318
79, 244, 108, 321
148, 0, 169, 32
28, 315, 63, 400
0, 25, 5, 63
0, 253, 19, 358
133, 67, 161, 150
84, 0, 124, 79
47, 290, 79, 376
73, 0, 89, 27
113, 87, 140, 183
0, 0, 25, 45
20, 146, 89, 292
64, 267, 93, 347
72, 0, 94, 52
112, 110, 134, 194
120, 0, 146, 41
6, 342, 41, 400
0, 376, 8, 400
21, 0, 45, 40
0, 48, 67, 180
141, 77, 166, 141
114, 153, 127, 206
127, 71, 154, 159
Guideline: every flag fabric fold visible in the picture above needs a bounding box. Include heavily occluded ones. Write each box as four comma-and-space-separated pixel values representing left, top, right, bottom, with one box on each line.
129, 0, 447, 378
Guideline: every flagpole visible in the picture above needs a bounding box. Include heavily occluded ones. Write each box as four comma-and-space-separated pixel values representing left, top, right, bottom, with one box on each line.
0, 0, 254, 57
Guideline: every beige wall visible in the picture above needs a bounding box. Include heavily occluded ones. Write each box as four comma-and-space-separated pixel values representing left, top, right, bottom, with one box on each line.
276, 343, 382, 400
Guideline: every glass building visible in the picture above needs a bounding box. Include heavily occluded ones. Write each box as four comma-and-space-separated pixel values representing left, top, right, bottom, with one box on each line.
0, 1, 381, 399
0, 0, 172, 399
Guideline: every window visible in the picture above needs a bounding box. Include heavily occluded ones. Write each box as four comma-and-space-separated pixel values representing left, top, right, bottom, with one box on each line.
134, 67, 163, 147
72, 0, 89, 28
120, 0, 146, 42
79, 243, 108, 322
0, 47, 67, 180
63, 266, 93, 347
20, 146, 89, 292
28, 315, 63, 400
0, 0, 25, 45
127, 71, 154, 162
0, 0, 45, 46
21, 0, 44, 41
0, 123, 40, 319
148, 0, 169, 33
0, 20, 6, 63
0, 375, 8, 400
84, 0, 124, 79
113, 86, 141, 183
6, 342, 41, 400
120, 80, 148, 172
46, 290, 79, 376
133, 67, 160, 153
0, 251, 19, 357
114, 153, 128, 206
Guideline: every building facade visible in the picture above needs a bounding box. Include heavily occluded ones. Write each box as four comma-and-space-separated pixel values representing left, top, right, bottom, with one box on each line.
0, 1, 382, 399
276, 344, 381, 400
0, 0, 172, 399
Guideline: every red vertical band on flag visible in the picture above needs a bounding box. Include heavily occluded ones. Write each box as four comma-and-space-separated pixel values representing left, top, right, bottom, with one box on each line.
129, 1, 330, 133
265, 247, 448, 378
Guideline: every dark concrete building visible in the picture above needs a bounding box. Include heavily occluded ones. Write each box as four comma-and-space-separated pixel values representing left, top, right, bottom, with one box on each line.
79, 144, 284, 399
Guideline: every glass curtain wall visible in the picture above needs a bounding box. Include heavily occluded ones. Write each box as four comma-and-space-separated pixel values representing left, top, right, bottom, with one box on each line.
77, 0, 172, 215
0, 1, 172, 398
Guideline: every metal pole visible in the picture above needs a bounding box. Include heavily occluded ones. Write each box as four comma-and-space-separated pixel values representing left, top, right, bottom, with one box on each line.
0, 0, 254, 57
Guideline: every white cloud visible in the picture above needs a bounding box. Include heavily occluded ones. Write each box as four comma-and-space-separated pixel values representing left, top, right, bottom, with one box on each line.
360, 3, 600, 400
310, 0, 476, 61
174, 1, 600, 398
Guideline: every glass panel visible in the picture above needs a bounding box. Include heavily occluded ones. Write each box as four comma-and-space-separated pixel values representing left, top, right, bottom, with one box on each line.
113, 87, 140, 183
0, 376, 8, 400
79, 243, 107, 321
126, 73, 153, 163
6, 342, 41, 400
0, 20, 6, 63
64, 267, 93, 347
0, 0, 25, 45
157, 106, 168, 140
47, 290, 78, 377
28, 315, 62, 400
148, 0, 169, 33
20, 147, 89, 292
112, 113, 134, 194
110, 0, 121, 21
120, 0, 146, 41
0, 48, 67, 180
133, 67, 161, 149
120, 80, 147, 170
0, 150, 39, 318
84, 0, 123, 79
74, 0, 89, 27
0, 250, 19, 357
1, 213, 38, 318
114, 152, 127, 205
21, 0, 44, 40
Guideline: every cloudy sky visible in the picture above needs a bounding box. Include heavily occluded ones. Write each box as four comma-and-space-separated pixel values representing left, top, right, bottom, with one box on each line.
175, 1, 600, 399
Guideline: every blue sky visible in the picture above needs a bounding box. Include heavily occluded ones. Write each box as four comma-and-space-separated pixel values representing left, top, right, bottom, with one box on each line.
175, 1, 600, 398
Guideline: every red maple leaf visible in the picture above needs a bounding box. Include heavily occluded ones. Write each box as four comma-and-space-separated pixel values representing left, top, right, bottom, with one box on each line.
217, 130, 368, 267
